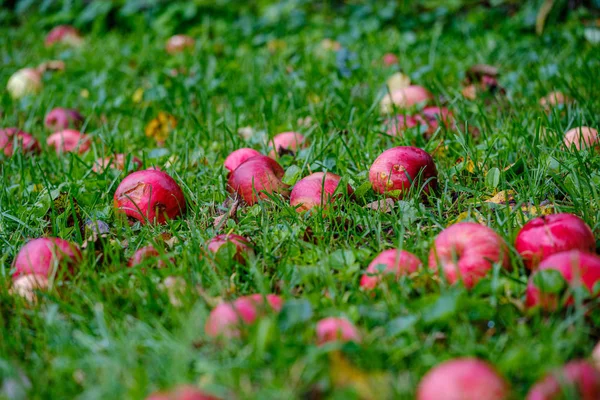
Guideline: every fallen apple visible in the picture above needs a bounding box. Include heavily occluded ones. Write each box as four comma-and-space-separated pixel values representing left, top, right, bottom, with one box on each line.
290, 172, 353, 212
368, 146, 437, 199
382, 53, 399, 66
7, 68, 42, 99
315, 317, 361, 345
44, 108, 84, 131
593, 342, 600, 370
227, 155, 288, 205
526, 250, 600, 310
0, 128, 40, 156
206, 233, 253, 265
146, 384, 220, 400
93, 154, 143, 173
268, 131, 306, 158
428, 222, 510, 289
380, 85, 432, 113
526, 360, 600, 400
46, 130, 91, 154
166, 34, 195, 54
515, 213, 595, 270
45, 25, 83, 47
417, 358, 509, 400
223, 148, 262, 174
385, 114, 422, 137
360, 249, 422, 290
10, 274, 49, 303
205, 294, 283, 338
128, 245, 173, 269
114, 169, 186, 225
563, 126, 599, 151
12, 238, 82, 279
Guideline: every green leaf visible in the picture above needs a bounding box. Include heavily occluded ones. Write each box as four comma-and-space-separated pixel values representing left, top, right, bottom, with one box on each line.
532, 269, 567, 294
282, 165, 302, 186
485, 167, 501, 189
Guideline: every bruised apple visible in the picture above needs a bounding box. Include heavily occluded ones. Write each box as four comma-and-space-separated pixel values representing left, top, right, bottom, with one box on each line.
428, 222, 510, 289
526, 361, 600, 400
93, 154, 143, 173
46, 130, 90, 154
563, 126, 599, 151
290, 172, 353, 212
526, 250, 600, 310
368, 146, 437, 199
268, 131, 306, 158
0, 128, 40, 156
223, 148, 262, 174
206, 233, 253, 265
360, 249, 422, 290
417, 358, 509, 400
12, 238, 82, 279
315, 317, 361, 345
44, 108, 84, 131
205, 294, 284, 338
114, 170, 186, 225
227, 155, 288, 205
515, 213, 595, 270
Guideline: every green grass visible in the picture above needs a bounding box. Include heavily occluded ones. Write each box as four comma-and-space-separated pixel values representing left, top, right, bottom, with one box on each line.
1, 5, 600, 399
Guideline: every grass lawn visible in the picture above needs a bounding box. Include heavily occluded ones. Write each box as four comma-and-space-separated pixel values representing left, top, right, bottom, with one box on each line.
1, 3, 600, 399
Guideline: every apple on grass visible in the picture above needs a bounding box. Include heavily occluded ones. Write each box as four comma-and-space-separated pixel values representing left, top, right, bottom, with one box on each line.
227, 155, 288, 205
526, 360, 600, 400
360, 249, 422, 290
0, 128, 40, 156
46, 130, 91, 154
315, 317, 361, 345
12, 238, 82, 279
205, 233, 253, 266
290, 172, 353, 212
146, 385, 220, 400
268, 131, 307, 158
223, 148, 262, 175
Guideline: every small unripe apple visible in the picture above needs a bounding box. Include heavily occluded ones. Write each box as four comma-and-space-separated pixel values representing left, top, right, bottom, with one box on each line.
563, 126, 599, 151
114, 170, 186, 225
224, 148, 262, 174
315, 317, 361, 345
290, 172, 353, 212
526, 360, 600, 400
46, 130, 91, 154
45, 25, 83, 47
205, 294, 283, 338
417, 358, 509, 400
7, 68, 42, 99
128, 245, 173, 269
146, 384, 221, 400
165, 34, 195, 54
526, 250, 600, 310
268, 131, 307, 158
428, 222, 510, 289
12, 238, 82, 279
227, 155, 288, 205
0, 128, 40, 156
515, 213, 595, 270
93, 154, 143, 173
380, 85, 432, 113
44, 108, 84, 132
369, 146, 437, 199
360, 249, 422, 290
206, 234, 253, 265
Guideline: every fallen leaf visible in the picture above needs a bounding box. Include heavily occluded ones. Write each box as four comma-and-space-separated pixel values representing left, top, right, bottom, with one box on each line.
450, 210, 486, 225
321, 38, 341, 51
329, 351, 391, 400
267, 39, 287, 53
485, 190, 516, 205
364, 198, 395, 213
145, 112, 177, 145
132, 88, 144, 103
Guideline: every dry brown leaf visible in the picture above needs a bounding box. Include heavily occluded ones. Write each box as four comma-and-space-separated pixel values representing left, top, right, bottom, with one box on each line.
364, 198, 395, 213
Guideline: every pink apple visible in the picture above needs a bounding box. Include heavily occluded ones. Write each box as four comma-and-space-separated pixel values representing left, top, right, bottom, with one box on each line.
12, 238, 82, 279
44, 108, 84, 131
315, 317, 361, 345
385, 115, 422, 137
165, 35, 195, 54
205, 294, 283, 338
382, 53, 399, 66
428, 222, 510, 289
526, 250, 600, 309
206, 234, 253, 265
223, 148, 262, 174
0, 128, 40, 156
45, 25, 83, 47
368, 146, 437, 199
417, 358, 509, 400
146, 384, 220, 400
421, 106, 453, 136
93, 154, 142, 173
360, 249, 422, 290
564, 126, 599, 151
526, 361, 600, 400
290, 172, 353, 212
515, 213, 595, 270
128, 245, 173, 269
593, 342, 600, 370
46, 130, 91, 154
114, 170, 186, 225
227, 155, 288, 205
381, 85, 432, 112
268, 131, 306, 158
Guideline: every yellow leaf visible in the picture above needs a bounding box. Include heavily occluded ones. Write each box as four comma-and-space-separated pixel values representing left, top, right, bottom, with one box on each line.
80, 89, 89, 98
132, 88, 144, 103
321, 38, 341, 51
267, 39, 287, 53
145, 112, 177, 144
386, 72, 411, 92
329, 351, 391, 400
465, 159, 476, 173
485, 190, 516, 205
308, 93, 321, 104
451, 210, 486, 225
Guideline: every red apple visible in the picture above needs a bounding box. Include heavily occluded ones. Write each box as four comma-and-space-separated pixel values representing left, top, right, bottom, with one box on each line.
205, 294, 283, 338
385, 115, 422, 137
526, 361, 600, 400
315, 317, 361, 345
227, 155, 288, 205
93, 154, 143, 173
0, 128, 40, 156
12, 238, 82, 279
368, 146, 437, 199
428, 222, 510, 289
166, 34, 195, 54
515, 213, 595, 270
223, 148, 262, 174
44, 108, 84, 132
206, 233, 253, 265
146, 384, 220, 400
268, 131, 306, 158
290, 172, 353, 212
46, 130, 91, 154
380, 85, 432, 112
45, 25, 83, 47
421, 106, 453, 135
382, 53, 399, 66
7, 68, 42, 99
417, 358, 509, 400
525, 250, 600, 310
564, 126, 599, 151
128, 245, 173, 269
360, 249, 422, 290
593, 342, 600, 370
114, 170, 186, 225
